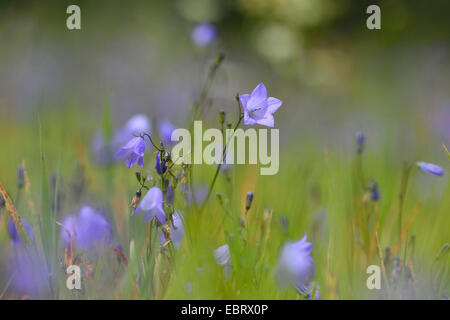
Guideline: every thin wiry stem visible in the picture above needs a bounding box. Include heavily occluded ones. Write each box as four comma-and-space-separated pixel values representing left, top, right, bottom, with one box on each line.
200, 95, 243, 213
398, 162, 413, 252
142, 133, 162, 151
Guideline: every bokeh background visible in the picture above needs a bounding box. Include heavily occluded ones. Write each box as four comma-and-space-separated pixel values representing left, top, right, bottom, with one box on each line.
0, 0, 449, 299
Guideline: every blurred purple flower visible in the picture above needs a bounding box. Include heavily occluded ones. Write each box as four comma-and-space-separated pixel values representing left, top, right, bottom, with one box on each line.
240, 83, 282, 128
115, 137, 146, 168
60, 206, 113, 249
356, 131, 366, 154
155, 151, 167, 174
91, 131, 116, 165
166, 180, 175, 205
275, 234, 315, 292
367, 181, 380, 201
214, 244, 232, 277
191, 23, 218, 47
417, 162, 444, 177
134, 187, 166, 224
214, 244, 231, 266
8, 217, 33, 246
92, 114, 151, 166
158, 120, 176, 145
114, 114, 151, 146
7, 247, 49, 296
186, 184, 209, 207
160, 212, 184, 248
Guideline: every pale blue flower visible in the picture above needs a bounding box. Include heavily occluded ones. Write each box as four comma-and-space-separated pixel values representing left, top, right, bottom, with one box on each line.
214, 244, 232, 277
160, 212, 184, 248
275, 234, 315, 292
60, 206, 113, 249
134, 187, 166, 224
115, 137, 146, 168
214, 244, 231, 266
7, 247, 49, 296
114, 114, 151, 146
417, 162, 444, 177
158, 120, 176, 145
191, 23, 217, 47
240, 83, 282, 127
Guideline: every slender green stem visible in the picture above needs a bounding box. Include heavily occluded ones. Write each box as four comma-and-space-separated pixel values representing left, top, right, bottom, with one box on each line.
200, 114, 243, 213
398, 163, 413, 252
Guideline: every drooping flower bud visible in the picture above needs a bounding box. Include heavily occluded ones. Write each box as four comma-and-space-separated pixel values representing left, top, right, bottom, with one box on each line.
245, 191, 254, 211
416, 161, 444, 177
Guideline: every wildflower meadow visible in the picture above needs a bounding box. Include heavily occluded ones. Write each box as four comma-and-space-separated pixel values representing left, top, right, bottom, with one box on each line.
0, 1, 449, 301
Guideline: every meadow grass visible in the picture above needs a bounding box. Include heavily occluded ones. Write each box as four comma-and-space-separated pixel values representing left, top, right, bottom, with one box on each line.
0, 81, 448, 300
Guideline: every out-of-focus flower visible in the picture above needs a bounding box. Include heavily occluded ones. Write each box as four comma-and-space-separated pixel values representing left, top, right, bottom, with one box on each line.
115, 137, 146, 168
240, 83, 282, 128
92, 114, 151, 166
134, 187, 166, 224
158, 120, 176, 146
8, 218, 33, 246
297, 282, 321, 300
91, 131, 116, 165
214, 244, 232, 278
356, 131, 366, 154
60, 206, 113, 249
166, 180, 175, 205
17, 165, 25, 188
186, 184, 209, 207
155, 152, 167, 174
367, 181, 380, 201
417, 162, 444, 177
7, 247, 49, 296
245, 191, 254, 211
275, 234, 314, 292
214, 244, 231, 266
161, 212, 184, 248
114, 114, 151, 146
191, 23, 218, 47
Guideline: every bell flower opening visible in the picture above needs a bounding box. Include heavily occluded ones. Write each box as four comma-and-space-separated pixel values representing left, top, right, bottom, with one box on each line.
115, 136, 146, 168
239, 83, 282, 128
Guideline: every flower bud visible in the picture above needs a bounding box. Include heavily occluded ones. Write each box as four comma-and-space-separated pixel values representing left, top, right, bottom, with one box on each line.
219, 110, 226, 125
366, 181, 380, 201
355, 131, 366, 155
216, 193, 223, 206
17, 165, 25, 189
245, 191, 254, 211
